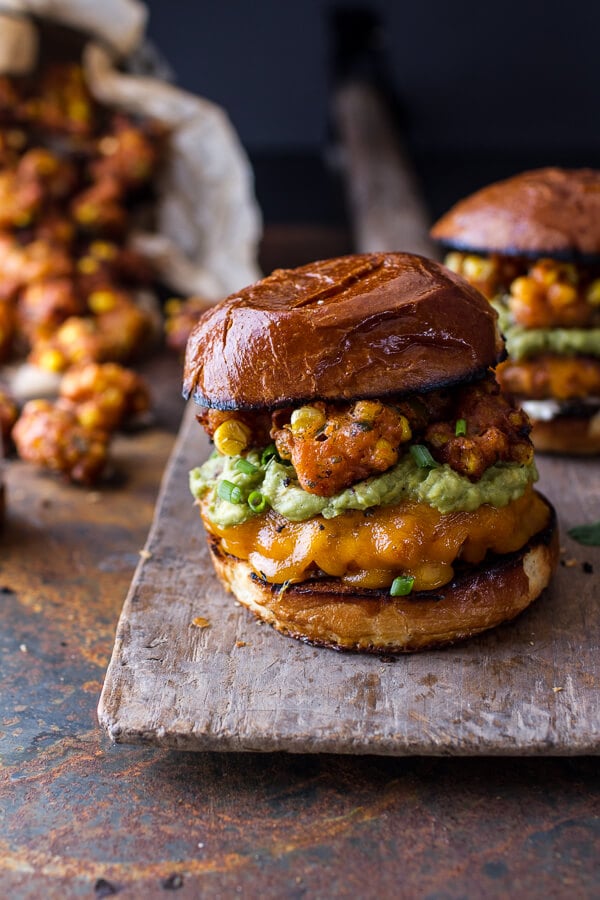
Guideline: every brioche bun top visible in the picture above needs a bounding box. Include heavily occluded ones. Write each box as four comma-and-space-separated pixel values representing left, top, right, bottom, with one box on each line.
183, 252, 504, 410
431, 168, 600, 260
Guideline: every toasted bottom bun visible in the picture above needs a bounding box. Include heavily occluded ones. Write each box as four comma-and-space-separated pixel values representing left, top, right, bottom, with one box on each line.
531, 414, 600, 455
208, 502, 558, 653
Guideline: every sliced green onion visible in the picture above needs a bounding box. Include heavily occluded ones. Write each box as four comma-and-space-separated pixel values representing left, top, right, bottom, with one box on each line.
261, 444, 278, 465
235, 457, 259, 475
390, 575, 415, 597
455, 418, 467, 437
410, 444, 439, 469
248, 490, 267, 513
217, 479, 243, 504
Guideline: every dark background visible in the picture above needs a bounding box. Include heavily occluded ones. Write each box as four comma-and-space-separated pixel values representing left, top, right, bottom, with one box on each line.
145, 0, 600, 225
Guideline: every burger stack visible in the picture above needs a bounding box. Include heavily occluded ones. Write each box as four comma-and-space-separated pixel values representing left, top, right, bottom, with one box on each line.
431, 167, 600, 454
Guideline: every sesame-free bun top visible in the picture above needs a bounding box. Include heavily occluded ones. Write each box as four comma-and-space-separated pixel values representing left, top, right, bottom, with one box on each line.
183, 252, 504, 410
431, 168, 600, 259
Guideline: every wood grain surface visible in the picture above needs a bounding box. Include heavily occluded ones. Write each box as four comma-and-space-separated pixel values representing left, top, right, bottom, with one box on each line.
98, 403, 600, 755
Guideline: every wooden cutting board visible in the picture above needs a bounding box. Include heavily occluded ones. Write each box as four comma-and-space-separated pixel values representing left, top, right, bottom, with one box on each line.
98, 402, 600, 755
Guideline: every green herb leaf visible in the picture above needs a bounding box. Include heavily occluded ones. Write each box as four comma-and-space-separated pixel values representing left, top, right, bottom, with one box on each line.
410, 444, 439, 469
567, 520, 600, 546
235, 457, 259, 475
248, 490, 268, 513
261, 444, 278, 465
217, 480, 243, 504
455, 418, 467, 437
390, 575, 415, 597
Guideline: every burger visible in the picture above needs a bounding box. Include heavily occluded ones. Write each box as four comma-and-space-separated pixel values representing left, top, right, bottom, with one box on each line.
184, 252, 558, 653
431, 167, 600, 453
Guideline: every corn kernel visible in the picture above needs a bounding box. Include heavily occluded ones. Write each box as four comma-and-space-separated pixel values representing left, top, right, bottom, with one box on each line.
510, 276, 540, 303
88, 290, 117, 314
413, 562, 450, 591
352, 400, 382, 422
462, 254, 494, 282
531, 261, 559, 286
69, 100, 90, 123
290, 405, 326, 436
13, 211, 32, 227
444, 252, 464, 273
90, 241, 117, 260
547, 282, 578, 308
372, 438, 396, 468
213, 419, 251, 456
37, 348, 66, 372
35, 154, 58, 176
77, 256, 99, 275
77, 405, 103, 430
164, 298, 183, 316
586, 279, 600, 306
398, 415, 412, 443
75, 204, 97, 224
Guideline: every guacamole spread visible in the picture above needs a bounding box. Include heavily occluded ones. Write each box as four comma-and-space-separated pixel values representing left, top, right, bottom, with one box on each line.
190, 449, 537, 528
492, 299, 600, 361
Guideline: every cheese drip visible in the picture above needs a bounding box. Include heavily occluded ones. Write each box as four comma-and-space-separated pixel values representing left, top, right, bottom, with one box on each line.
202, 486, 550, 592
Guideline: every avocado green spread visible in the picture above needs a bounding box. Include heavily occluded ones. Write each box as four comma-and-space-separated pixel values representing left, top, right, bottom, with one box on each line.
190, 449, 537, 528
492, 299, 600, 362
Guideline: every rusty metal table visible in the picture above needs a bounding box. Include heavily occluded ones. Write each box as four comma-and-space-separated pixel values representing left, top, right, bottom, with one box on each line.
1, 227, 599, 899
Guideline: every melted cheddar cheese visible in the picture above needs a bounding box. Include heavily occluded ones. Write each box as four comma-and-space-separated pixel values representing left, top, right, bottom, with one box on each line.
201, 486, 550, 591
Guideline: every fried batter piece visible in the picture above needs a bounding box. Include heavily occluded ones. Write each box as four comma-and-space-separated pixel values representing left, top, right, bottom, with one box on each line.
0, 236, 73, 298
60, 362, 150, 431
71, 177, 128, 236
12, 398, 110, 485
446, 252, 600, 328
425, 377, 533, 480
76, 241, 155, 296
21, 64, 96, 137
18, 276, 84, 342
444, 252, 523, 300
0, 168, 43, 229
30, 297, 154, 372
274, 400, 413, 496
497, 354, 600, 401
92, 116, 162, 189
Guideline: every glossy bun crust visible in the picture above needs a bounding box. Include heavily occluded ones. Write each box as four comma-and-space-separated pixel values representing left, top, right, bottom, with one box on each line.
183, 253, 504, 410
208, 501, 558, 654
431, 168, 600, 259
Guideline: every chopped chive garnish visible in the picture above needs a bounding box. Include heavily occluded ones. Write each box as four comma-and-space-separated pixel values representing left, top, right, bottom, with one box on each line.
455, 418, 467, 437
235, 457, 259, 475
410, 444, 439, 469
217, 480, 243, 503
248, 490, 267, 513
261, 444, 278, 465
390, 575, 415, 597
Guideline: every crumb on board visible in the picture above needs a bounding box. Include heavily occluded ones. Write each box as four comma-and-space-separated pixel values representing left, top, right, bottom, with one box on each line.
552, 686, 564, 693
235, 640, 247, 647
139, 549, 152, 559
191, 616, 210, 629
562, 558, 578, 568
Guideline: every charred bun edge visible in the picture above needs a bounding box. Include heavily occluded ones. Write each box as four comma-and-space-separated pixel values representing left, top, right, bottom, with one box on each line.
207, 501, 557, 654
432, 239, 600, 265
184, 364, 502, 410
